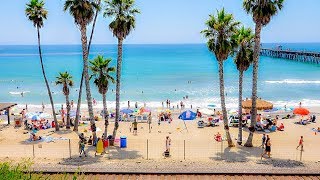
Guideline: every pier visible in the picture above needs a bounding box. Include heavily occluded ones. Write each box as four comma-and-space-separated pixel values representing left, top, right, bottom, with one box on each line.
260, 48, 320, 64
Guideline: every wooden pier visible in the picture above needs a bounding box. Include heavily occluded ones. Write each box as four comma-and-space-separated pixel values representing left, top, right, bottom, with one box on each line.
260, 48, 320, 64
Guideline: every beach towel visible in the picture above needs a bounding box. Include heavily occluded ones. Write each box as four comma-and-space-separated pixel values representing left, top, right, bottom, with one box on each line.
311, 128, 320, 132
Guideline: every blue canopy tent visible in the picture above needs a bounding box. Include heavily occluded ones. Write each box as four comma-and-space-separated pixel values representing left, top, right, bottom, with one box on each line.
120, 108, 134, 114
179, 110, 196, 132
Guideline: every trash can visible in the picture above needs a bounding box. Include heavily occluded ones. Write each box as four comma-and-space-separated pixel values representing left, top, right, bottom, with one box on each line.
120, 136, 127, 148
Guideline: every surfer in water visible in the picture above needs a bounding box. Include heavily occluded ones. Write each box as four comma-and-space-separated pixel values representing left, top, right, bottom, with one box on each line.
21, 92, 24, 97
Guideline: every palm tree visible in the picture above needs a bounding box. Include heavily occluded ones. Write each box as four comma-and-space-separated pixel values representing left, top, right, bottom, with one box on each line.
232, 26, 254, 145
74, 0, 102, 132
25, 0, 59, 131
64, 0, 99, 140
90, 55, 115, 140
201, 9, 240, 147
104, 0, 140, 145
243, 0, 284, 147
56, 72, 74, 129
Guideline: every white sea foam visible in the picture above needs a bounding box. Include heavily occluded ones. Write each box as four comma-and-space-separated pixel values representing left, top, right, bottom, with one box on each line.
265, 79, 320, 84
9, 91, 30, 95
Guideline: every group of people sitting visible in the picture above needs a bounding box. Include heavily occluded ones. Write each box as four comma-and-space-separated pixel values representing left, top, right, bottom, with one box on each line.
25, 119, 52, 131
29, 132, 42, 141
255, 115, 284, 132
158, 112, 172, 123
295, 115, 316, 125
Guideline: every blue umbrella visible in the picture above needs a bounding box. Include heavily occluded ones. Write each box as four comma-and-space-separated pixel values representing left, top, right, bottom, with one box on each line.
179, 110, 196, 120
31, 115, 40, 121
120, 108, 134, 114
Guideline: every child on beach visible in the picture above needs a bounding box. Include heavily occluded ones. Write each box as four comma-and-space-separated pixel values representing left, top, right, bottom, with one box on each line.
79, 139, 87, 157
296, 136, 304, 151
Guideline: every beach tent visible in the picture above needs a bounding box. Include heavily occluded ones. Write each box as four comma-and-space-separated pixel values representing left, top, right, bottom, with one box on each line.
179, 110, 196, 120
120, 108, 134, 114
293, 107, 310, 116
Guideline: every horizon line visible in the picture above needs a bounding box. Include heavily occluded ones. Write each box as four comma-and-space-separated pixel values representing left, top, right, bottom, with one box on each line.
1, 42, 320, 46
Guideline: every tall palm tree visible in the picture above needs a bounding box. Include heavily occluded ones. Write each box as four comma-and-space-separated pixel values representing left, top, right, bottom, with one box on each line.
104, 0, 140, 145
243, 0, 284, 147
25, 0, 59, 131
74, 0, 102, 132
232, 26, 254, 145
64, 0, 99, 140
56, 72, 74, 129
201, 9, 240, 147
90, 55, 115, 140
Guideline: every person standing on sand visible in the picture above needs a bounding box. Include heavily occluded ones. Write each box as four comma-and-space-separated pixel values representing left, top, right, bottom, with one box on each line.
79, 139, 87, 157
148, 112, 152, 133
132, 119, 138, 135
166, 136, 171, 152
42, 102, 45, 112
71, 100, 74, 109
261, 135, 271, 159
128, 100, 130, 108
296, 136, 304, 151
61, 107, 65, 125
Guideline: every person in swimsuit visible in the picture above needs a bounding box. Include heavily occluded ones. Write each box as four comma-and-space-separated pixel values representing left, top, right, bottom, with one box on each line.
296, 136, 304, 151
261, 135, 271, 159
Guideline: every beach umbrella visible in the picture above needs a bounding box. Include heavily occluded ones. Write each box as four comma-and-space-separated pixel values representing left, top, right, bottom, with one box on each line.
242, 99, 273, 110
31, 115, 40, 121
207, 104, 216, 109
120, 108, 134, 114
293, 107, 310, 116
228, 109, 238, 114
264, 107, 279, 112
69, 110, 79, 118
26, 112, 37, 119
179, 110, 196, 120
140, 107, 151, 114
39, 113, 51, 118
199, 108, 214, 115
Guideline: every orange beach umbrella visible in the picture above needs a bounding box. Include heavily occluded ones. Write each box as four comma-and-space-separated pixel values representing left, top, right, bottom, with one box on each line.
293, 107, 310, 116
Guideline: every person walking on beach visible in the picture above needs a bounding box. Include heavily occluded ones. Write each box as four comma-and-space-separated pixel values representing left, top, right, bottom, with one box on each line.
261, 134, 266, 148
128, 101, 130, 108
132, 119, 138, 135
135, 102, 138, 109
296, 136, 304, 151
93, 98, 97, 106
148, 112, 152, 133
261, 135, 271, 159
61, 107, 65, 125
166, 136, 171, 152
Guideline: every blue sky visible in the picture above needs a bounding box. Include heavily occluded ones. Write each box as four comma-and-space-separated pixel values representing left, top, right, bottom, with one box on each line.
0, 0, 319, 45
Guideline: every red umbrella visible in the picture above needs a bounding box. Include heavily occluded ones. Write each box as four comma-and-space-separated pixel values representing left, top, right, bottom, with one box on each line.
293, 107, 310, 116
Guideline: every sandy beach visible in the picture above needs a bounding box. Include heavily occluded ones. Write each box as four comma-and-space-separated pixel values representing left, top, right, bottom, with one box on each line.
0, 105, 319, 173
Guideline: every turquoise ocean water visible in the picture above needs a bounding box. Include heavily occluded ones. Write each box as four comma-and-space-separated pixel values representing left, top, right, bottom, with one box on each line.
0, 43, 319, 109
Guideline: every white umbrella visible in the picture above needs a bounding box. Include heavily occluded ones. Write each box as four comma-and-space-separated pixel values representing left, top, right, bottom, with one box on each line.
199, 108, 215, 115
39, 113, 51, 119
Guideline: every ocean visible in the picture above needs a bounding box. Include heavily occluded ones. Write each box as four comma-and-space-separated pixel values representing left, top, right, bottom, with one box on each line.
0, 43, 319, 109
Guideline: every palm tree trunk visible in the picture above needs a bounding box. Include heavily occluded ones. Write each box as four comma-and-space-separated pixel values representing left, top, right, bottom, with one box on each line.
66, 93, 71, 129
237, 70, 243, 145
244, 22, 262, 147
111, 38, 123, 145
218, 60, 234, 147
37, 27, 59, 131
74, 0, 101, 132
80, 24, 96, 142
103, 92, 109, 140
